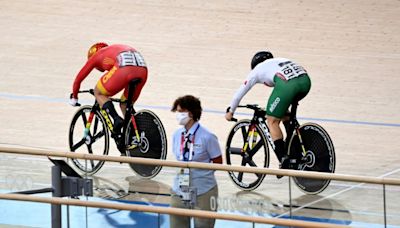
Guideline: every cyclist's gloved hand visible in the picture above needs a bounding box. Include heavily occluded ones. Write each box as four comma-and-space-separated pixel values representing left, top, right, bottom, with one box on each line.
69, 93, 80, 106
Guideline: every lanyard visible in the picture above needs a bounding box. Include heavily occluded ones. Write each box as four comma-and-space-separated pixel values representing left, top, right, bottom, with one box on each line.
180, 124, 200, 161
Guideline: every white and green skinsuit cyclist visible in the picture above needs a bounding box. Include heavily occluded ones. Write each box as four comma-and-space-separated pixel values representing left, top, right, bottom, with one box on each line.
226, 51, 311, 168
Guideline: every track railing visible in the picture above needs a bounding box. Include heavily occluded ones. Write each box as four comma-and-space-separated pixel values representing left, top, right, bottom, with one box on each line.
1, 146, 399, 185
0, 193, 348, 228
0, 146, 399, 227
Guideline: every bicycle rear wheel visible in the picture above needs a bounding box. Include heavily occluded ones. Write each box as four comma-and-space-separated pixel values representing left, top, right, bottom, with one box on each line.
288, 123, 335, 194
225, 120, 270, 191
68, 105, 110, 175
125, 109, 167, 178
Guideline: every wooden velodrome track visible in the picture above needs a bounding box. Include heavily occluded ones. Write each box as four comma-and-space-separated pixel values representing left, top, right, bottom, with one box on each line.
0, 0, 399, 227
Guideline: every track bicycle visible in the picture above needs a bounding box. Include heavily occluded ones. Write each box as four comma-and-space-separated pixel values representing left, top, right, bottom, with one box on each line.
68, 79, 167, 178
225, 102, 335, 194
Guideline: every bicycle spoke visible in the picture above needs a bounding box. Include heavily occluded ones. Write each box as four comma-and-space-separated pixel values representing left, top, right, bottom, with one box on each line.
248, 158, 258, 167
93, 117, 99, 136
86, 145, 95, 169
241, 126, 248, 142
237, 158, 247, 182
248, 140, 263, 157
71, 138, 86, 151
80, 112, 88, 125
248, 159, 263, 178
92, 130, 105, 142
229, 147, 243, 155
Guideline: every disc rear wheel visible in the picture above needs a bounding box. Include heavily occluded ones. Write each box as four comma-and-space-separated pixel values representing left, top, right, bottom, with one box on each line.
288, 123, 335, 194
125, 110, 167, 179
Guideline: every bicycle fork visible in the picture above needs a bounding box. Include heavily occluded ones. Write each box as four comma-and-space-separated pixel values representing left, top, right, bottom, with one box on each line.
83, 112, 95, 138
83, 108, 116, 140
83, 109, 114, 138
242, 125, 258, 153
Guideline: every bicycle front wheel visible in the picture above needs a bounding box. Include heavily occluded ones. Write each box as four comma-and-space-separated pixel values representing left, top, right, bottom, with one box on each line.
125, 109, 167, 179
288, 123, 335, 194
225, 120, 270, 191
68, 105, 110, 175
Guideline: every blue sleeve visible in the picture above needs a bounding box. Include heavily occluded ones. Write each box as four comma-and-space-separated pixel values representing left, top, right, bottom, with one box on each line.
172, 130, 180, 160
206, 133, 222, 159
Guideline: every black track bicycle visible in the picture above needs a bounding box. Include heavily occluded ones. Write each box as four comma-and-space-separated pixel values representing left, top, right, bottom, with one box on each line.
68, 79, 167, 178
225, 102, 335, 194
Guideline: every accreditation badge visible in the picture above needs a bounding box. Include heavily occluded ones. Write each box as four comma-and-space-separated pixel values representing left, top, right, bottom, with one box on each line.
178, 168, 190, 187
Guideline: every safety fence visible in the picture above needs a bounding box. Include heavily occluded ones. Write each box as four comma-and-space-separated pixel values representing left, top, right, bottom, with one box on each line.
1, 146, 399, 227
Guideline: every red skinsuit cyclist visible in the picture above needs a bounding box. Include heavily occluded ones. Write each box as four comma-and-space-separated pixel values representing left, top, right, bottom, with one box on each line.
69, 43, 148, 135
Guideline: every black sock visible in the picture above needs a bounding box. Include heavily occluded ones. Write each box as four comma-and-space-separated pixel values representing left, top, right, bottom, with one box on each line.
274, 139, 285, 163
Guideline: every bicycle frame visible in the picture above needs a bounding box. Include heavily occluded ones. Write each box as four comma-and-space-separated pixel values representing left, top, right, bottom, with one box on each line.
251, 116, 275, 151
80, 79, 142, 149
285, 103, 308, 158
227, 102, 335, 193
240, 103, 307, 158
122, 79, 141, 145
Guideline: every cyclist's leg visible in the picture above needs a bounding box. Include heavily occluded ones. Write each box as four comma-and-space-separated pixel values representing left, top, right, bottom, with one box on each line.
120, 67, 147, 149
266, 77, 292, 164
295, 74, 312, 102
94, 68, 113, 108
120, 67, 148, 115
282, 111, 291, 136
267, 116, 283, 159
282, 75, 312, 132
95, 66, 127, 133
271, 75, 311, 170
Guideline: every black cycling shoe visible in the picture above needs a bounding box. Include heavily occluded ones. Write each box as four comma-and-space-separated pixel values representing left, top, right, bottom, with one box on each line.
114, 135, 127, 163
276, 156, 290, 179
280, 156, 291, 169
116, 139, 125, 154
113, 117, 123, 135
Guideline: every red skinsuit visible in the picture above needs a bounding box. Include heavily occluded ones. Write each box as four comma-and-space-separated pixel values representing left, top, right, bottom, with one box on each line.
72, 44, 147, 103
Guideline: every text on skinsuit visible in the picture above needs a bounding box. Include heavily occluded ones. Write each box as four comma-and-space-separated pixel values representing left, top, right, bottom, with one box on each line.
102, 66, 117, 84
278, 61, 307, 80
269, 97, 280, 114
117, 51, 146, 67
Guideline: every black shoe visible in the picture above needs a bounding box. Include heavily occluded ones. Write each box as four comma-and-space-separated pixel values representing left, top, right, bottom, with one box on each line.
114, 134, 126, 155
280, 156, 291, 169
276, 156, 290, 179
113, 117, 123, 135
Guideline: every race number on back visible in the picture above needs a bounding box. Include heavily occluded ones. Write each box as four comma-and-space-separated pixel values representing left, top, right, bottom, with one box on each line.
117, 51, 147, 67
278, 61, 307, 80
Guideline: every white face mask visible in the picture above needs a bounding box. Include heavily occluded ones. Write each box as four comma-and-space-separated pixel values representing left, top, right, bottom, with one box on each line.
176, 112, 191, 125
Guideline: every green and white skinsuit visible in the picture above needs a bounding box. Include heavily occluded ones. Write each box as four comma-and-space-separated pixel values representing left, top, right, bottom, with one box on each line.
229, 57, 311, 118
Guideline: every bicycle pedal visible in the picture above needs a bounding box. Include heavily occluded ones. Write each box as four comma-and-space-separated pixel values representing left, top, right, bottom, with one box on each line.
126, 143, 139, 150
